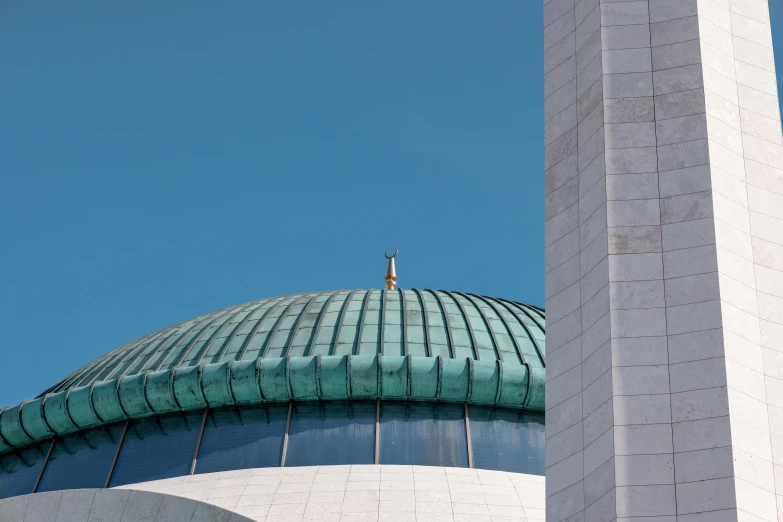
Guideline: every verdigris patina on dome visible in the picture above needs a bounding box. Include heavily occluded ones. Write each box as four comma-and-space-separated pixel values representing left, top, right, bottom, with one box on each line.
0, 289, 545, 456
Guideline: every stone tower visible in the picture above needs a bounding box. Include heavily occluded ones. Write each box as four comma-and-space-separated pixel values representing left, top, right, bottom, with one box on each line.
544, 0, 783, 520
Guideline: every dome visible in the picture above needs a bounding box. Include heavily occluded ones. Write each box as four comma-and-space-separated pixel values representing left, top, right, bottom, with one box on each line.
0, 289, 545, 457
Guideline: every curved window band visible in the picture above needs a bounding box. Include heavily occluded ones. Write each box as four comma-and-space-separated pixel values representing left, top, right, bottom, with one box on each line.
0, 401, 544, 500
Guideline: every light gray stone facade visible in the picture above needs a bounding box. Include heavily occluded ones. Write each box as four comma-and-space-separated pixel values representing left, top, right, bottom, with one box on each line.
0, 466, 545, 522
0, 488, 252, 522
544, 0, 783, 520
114, 465, 545, 522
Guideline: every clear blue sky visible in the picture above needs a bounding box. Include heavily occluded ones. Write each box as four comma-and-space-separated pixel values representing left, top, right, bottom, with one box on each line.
0, 2, 781, 407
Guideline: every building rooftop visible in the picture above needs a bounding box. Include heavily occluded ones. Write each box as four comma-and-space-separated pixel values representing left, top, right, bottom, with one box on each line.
0, 289, 545, 456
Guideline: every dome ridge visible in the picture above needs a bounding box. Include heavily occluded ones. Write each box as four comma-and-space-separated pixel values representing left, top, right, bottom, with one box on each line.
0, 288, 545, 456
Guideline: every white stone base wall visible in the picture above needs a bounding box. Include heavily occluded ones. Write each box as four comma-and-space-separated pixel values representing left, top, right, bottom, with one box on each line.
0, 466, 544, 522
0, 488, 249, 522
115, 465, 544, 522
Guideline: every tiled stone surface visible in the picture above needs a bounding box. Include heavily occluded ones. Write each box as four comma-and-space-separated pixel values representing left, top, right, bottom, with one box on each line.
111, 465, 545, 522
545, 0, 783, 520
0, 487, 250, 522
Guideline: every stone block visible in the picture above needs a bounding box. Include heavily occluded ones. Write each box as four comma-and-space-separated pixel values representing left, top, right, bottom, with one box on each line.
616, 454, 674, 486
544, 0, 575, 28
546, 56, 578, 98
704, 67, 739, 105
651, 16, 699, 47
89, 489, 131, 522
577, 30, 601, 75
662, 218, 716, 254
546, 453, 584, 496
602, 24, 651, 50
610, 279, 665, 309
612, 365, 670, 396
546, 32, 577, 75
611, 307, 668, 338
545, 229, 580, 273
582, 369, 612, 418
604, 49, 652, 75
732, 446, 775, 493
737, 62, 778, 99
0, 496, 28, 522
734, 478, 778, 521
155, 495, 199, 522
604, 97, 655, 124
615, 424, 673, 455
583, 428, 613, 477
583, 396, 613, 447
604, 72, 654, 99
607, 199, 661, 227
601, 1, 649, 26
702, 43, 736, 82
546, 80, 578, 123
652, 40, 702, 71
658, 139, 710, 172
546, 9, 576, 50
581, 284, 610, 331
658, 165, 712, 198
658, 114, 709, 147
547, 365, 583, 409
580, 230, 609, 278
546, 423, 583, 467
611, 336, 669, 367
738, 85, 780, 122
671, 386, 730, 422
574, 102, 603, 141
609, 252, 664, 281
577, 54, 603, 101
648, 0, 698, 23
673, 416, 732, 452
577, 76, 604, 122
581, 257, 609, 305
705, 89, 741, 130
663, 244, 718, 279
24, 490, 62, 522
676, 478, 736, 515
606, 173, 659, 201
616, 485, 676, 517
579, 180, 606, 226
614, 393, 672, 425
666, 300, 723, 335
734, 36, 776, 73
57, 489, 98, 522
654, 64, 704, 96
545, 104, 578, 146
674, 446, 734, 483
546, 393, 583, 437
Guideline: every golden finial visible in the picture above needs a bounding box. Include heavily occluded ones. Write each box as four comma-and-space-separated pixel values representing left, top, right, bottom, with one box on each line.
384, 248, 398, 290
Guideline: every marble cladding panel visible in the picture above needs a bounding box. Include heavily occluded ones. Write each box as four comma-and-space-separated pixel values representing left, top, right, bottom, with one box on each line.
724, 0, 783, 519
137, 466, 543, 522
546, 0, 783, 520
0, 488, 251, 522
0, 466, 546, 522
544, 1, 585, 521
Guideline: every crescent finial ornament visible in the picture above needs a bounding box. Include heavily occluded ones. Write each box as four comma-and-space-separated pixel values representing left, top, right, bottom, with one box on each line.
384, 248, 398, 259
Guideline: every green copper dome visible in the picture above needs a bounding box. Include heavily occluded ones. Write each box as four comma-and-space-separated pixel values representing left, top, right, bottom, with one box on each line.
0, 289, 545, 456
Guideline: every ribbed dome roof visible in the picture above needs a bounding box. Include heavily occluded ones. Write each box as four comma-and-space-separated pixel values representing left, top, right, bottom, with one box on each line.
43, 289, 545, 397
0, 290, 545, 456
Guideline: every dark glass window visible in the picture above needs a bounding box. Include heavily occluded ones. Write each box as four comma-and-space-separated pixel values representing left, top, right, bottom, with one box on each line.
380, 402, 468, 467
468, 406, 545, 475
37, 424, 125, 492
108, 410, 203, 487
0, 442, 49, 499
195, 405, 288, 474
285, 401, 375, 466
